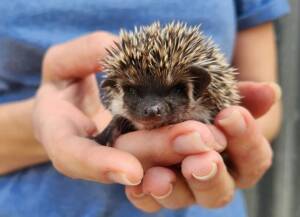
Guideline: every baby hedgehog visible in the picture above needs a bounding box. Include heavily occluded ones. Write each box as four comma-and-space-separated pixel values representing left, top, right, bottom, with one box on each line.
93, 22, 240, 146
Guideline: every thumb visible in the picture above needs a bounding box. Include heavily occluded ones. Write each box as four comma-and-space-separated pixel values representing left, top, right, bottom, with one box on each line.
238, 81, 282, 118
42, 32, 118, 82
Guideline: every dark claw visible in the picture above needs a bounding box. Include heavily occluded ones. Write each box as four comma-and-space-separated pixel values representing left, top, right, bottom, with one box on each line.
91, 115, 136, 146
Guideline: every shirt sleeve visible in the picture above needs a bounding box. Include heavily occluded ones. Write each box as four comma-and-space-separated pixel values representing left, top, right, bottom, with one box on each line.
235, 0, 290, 30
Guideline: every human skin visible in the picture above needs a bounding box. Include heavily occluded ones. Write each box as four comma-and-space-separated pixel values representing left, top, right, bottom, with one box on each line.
0, 23, 280, 211
125, 22, 280, 211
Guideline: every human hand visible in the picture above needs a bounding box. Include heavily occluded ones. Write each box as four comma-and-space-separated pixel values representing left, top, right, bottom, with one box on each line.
33, 32, 145, 185
33, 30, 229, 192
120, 81, 280, 212
32, 30, 279, 212
32, 32, 226, 189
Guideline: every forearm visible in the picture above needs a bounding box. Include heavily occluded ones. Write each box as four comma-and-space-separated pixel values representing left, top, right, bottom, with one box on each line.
0, 98, 49, 175
233, 22, 282, 141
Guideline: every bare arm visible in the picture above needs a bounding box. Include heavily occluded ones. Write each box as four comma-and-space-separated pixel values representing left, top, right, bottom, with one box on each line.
233, 22, 282, 141
0, 98, 48, 174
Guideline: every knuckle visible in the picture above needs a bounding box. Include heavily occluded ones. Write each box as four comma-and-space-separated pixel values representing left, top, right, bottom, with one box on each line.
43, 45, 61, 67
250, 144, 273, 179
261, 154, 273, 170
264, 138, 273, 157
252, 157, 273, 178
140, 206, 161, 213
198, 191, 234, 209
126, 199, 161, 213
213, 192, 235, 208
85, 31, 114, 46
51, 158, 69, 177
52, 158, 81, 180
86, 31, 106, 44
125, 188, 161, 213
152, 144, 168, 164
161, 197, 194, 210
237, 177, 258, 189
42, 44, 65, 81
163, 203, 187, 210
237, 155, 273, 189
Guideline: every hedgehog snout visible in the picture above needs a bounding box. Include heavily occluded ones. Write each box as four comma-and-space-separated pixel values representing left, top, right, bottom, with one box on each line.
138, 99, 170, 120
143, 104, 163, 118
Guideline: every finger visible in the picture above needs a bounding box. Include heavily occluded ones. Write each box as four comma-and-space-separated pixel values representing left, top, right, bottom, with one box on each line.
182, 152, 235, 208
125, 185, 161, 213
33, 97, 143, 185
52, 137, 144, 185
114, 120, 227, 169
215, 106, 273, 188
238, 81, 281, 118
142, 167, 194, 209
42, 31, 118, 81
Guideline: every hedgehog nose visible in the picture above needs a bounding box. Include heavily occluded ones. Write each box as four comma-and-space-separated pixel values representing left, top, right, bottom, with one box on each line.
144, 105, 162, 117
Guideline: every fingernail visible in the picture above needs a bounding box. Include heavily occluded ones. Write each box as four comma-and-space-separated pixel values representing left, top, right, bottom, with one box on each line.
192, 162, 218, 181
264, 82, 282, 102
218, 110, 246, 136
151, 184, 173, 200
107, 172, 141, 186
173, 132, 209, 154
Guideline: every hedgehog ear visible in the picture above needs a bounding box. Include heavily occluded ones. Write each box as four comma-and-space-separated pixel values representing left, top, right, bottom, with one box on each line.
100, 79, 116, 89
190, 65, 211, 99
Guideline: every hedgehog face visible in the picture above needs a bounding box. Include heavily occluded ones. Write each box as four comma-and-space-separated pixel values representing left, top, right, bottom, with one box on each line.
100, 65, 212, 129
100, 22, 240, 129
121, 81, 189, 127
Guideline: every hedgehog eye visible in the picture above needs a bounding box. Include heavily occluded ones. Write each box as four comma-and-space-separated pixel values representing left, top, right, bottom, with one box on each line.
124, 86, 138, 96
101, 79, 116, 89
170, 83, 186, 95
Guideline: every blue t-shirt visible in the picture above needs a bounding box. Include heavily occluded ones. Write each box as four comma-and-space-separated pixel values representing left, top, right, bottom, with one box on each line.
0, 0, 289, 216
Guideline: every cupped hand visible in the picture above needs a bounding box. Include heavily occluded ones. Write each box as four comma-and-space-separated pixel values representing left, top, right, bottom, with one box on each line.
32, 31, 280, 212
122, 81, 280, 212
33, 32, 145, 185
32, 32, 226, 189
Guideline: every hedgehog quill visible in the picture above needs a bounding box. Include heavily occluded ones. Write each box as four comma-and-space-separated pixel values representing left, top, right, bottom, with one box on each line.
93, 22, 240, 146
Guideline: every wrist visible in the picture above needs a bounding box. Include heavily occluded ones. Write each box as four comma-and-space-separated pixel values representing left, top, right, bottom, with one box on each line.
0, 98, 49, 174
